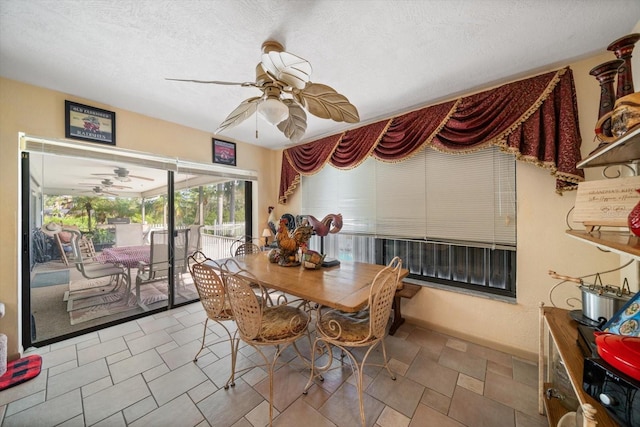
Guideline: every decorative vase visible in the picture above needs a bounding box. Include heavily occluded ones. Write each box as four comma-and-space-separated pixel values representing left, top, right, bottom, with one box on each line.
628, 189, 640, 237
607, 33, 640, 99
589, 59, 625, 138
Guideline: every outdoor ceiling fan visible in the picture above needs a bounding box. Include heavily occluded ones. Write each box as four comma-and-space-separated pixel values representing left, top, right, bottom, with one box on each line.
166, 40, 360, 142
83, 186, 118, 196
91, 167, 154, 182
78, 179, 132, 190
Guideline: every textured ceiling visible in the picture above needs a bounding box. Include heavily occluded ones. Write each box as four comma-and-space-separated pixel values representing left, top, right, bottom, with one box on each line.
1, 1, 639, 150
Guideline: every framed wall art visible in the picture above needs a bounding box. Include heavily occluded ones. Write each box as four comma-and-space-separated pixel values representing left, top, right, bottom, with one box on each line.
65, 100, 116, 145
212, 138, 236, 166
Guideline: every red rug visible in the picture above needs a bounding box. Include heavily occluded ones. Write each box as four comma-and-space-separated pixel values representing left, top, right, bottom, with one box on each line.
0, 354, 42, 391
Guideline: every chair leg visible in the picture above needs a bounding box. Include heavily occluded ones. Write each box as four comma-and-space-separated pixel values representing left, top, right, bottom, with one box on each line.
340, 346, 367, 427
380, 338, 396, 380
194, 318, 239, 389
302, 338, 332, 395
225, 336, 240, 389
193, 318, 209, 362
252, 343, 291, 426
66, 273, 125, 303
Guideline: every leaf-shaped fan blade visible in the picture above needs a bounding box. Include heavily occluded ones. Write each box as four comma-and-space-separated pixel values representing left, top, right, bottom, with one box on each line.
215, 97, 261, 133
277, 100, 307, 142
299, 83, 360, 123
261, 51, 312, 90
165, 78, 258, 87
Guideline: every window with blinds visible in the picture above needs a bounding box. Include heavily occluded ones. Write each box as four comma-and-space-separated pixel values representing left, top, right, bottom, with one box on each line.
301, 146, 517, 297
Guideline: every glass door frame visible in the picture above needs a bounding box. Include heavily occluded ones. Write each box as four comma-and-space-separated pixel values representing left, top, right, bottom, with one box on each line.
19, 134, 258, 348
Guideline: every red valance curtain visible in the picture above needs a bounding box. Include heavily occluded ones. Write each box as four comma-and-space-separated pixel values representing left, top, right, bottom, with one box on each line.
279, 67, 583, 204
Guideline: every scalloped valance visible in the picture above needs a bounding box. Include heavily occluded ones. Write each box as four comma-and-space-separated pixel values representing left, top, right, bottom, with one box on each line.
279, 67, 583, 204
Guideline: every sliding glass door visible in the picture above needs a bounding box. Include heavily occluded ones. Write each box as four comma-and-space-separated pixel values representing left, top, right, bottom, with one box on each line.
21, 138, 256, 347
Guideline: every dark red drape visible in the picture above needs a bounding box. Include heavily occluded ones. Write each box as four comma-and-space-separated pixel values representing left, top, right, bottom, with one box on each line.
279, 67, 583, 203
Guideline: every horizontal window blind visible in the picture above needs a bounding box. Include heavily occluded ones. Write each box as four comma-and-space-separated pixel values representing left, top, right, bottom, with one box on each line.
301, 146, 516, 246
20, 133, 258, 182
301, 161, 376, 233
376, 153, 426, 238
424, 147, 516, 245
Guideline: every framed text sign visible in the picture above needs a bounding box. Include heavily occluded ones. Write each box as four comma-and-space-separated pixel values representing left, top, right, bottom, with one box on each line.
213, 138, 236, 166
65, 100, 116, 145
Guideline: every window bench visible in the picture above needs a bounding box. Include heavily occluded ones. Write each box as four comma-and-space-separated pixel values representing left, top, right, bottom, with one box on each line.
389, 283, 422, 335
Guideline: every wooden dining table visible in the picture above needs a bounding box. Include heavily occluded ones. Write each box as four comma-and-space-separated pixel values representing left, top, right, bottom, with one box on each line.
212, 253, 409, 312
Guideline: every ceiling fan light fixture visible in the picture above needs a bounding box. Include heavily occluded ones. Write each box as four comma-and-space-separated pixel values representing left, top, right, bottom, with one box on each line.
258, 96, 289, 125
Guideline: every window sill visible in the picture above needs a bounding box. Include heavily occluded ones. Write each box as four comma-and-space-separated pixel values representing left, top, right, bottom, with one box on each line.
403, 277, 517, 304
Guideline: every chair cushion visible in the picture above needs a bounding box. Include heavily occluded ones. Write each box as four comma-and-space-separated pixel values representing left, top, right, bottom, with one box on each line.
259, 305, 309, 341
317, 310, 373, 343
58, 231, 73, 244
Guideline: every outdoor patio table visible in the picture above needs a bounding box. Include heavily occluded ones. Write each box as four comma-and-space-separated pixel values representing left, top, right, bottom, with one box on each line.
96, 245, 151, 269
96, 245, 151, 298
211, 252, 409, 313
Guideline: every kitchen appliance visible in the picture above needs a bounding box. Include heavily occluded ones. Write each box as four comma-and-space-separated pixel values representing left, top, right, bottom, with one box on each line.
595, 333, 640, 380
583, 357, 640, 427
581, 282, 634, 323
576, 324, 599, 358
548, 271, 634, 323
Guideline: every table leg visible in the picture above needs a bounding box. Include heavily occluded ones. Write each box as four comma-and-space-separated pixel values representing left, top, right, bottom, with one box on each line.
389, 295, 404, 335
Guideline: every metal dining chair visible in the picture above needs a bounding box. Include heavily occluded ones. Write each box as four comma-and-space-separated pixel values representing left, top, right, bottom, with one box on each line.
135, 229, 189, 306
303, 256, 403, 426
232, 240, 261, 257
222, 263, 311, 425
67, 230, 129, 301
188, 252, 238, 389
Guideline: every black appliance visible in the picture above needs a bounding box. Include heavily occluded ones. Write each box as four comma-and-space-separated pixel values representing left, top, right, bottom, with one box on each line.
576, 323, 598, 358
583, 357, 640, 427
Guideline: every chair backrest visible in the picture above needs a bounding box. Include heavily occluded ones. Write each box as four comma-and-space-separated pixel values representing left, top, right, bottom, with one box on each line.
115, 223, 144, 246
149, 230, 170, 278
230, 236, 261, 257
68, 230, 99, 274
189, 260, 228, 320
369, 257, 403, 338
234, 242, 261, 257
148, 229, 189, 278
175, 228, 189, 273
224, 270, 263, 340
187, 225, 203, 255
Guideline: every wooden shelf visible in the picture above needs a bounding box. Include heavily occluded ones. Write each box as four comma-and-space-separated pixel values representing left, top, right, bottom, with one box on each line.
566, 229, 640, 261
577, 126, 640, 168
541, 306, 619, 427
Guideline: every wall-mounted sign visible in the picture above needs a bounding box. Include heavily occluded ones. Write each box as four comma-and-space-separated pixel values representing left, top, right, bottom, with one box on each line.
65, 100, 116, 145
213, 138, 236, 166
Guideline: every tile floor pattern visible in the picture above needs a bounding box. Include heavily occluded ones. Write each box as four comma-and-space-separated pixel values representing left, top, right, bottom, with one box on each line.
0, 302, 548, 427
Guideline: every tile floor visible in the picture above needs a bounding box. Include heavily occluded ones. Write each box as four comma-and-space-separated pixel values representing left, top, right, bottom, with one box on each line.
0, 302, 548, 427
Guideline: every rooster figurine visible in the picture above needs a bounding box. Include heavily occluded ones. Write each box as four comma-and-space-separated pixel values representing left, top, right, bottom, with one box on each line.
307, 213, 343, 255
306, 213, 343, 237
275, 218, 299, 266
275, 218, 314, 266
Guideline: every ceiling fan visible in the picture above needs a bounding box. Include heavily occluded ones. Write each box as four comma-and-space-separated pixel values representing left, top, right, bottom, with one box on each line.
91, 167, 154, 182
83, 186, 118, 196
166, 40, 360, 142
78, 179, 132, 190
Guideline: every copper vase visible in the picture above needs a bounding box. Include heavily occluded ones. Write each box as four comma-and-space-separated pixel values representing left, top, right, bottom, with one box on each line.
608, 33, 640, 99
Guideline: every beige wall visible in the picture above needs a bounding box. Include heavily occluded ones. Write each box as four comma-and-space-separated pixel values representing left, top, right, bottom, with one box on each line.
284, 51, 639, 359
2, 36, 638, 361
0, 78, 279, 359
